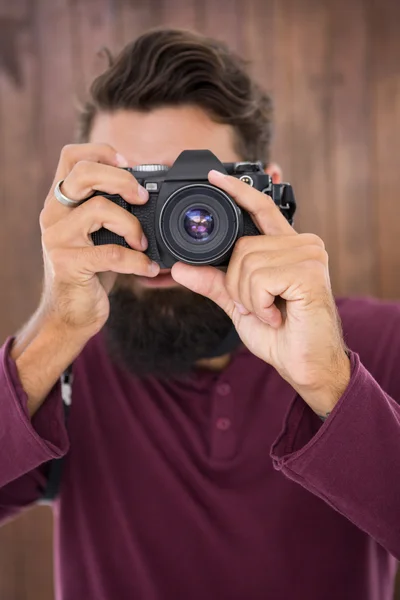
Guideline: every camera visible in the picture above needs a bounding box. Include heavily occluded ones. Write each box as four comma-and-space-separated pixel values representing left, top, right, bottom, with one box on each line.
90, 149, 296, 268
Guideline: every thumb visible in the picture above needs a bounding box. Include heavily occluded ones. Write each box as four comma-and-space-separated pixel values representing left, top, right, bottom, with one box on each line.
171, 263, 235, 316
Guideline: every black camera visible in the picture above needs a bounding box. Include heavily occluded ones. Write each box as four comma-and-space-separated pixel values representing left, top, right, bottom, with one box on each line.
91, 149, 296, 268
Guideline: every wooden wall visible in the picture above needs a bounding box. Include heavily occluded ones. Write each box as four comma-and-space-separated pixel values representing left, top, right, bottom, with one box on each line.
0, 0, 399, 598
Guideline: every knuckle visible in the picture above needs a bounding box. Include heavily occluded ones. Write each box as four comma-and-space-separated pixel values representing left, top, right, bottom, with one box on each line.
86, 195, 109, 213
93, 142, 115, 155
135, 253, 150, 272
39, 208, 50, 231
252, 267, 266, 287
242, 251, 258, 272
60, 144, 79, 163
235, 235, 253, 255
72, 159, 92, 178
308, 245, 329, 264
225, 271, 237, 298
304, 259, 327, 283
120, 167, 135, 182
41, 227, 53, 249
318, 247, 329, 264
249, 269, 267, 297
301, 232, 325, 249
128, 214, 141, 232
103, 244, 124, 264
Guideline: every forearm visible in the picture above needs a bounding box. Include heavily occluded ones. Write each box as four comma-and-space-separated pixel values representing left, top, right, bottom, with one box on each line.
271, 352, 400, 559
11, 314, 90, 417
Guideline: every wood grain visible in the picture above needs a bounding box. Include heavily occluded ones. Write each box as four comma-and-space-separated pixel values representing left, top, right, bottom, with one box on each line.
329, 0, 376, 296
370, 0, 400, 300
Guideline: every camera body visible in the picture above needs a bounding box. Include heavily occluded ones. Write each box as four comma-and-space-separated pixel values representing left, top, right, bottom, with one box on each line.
91, 149, 296, 268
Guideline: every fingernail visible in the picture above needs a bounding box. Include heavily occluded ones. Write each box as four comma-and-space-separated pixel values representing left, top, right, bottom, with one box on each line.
115, 153, 129, 168
150, 261, 160, 274
209, 169, 227, 180
234, 301, 250, 315
138, 184, 149, 202
141, 234, 148, 250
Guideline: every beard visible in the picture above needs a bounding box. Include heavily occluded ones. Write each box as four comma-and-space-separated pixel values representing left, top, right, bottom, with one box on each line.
103, 277, 233, 380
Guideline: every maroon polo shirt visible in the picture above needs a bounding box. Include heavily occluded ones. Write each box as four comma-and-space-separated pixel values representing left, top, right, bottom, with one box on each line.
0, 296, 400, 600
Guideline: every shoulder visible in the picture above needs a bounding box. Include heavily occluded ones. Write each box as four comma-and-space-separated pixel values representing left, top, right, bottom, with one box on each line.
336, 296, 400, 391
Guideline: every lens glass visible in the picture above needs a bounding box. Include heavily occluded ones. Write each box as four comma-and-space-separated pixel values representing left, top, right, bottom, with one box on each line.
160, 184, 240, 265
183, 208, 214, 241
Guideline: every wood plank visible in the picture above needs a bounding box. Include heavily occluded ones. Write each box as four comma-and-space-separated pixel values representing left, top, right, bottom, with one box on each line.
242, 0, 275, 88
0, 0, 29, 18
0, 0, 54, 597
69, 0, 118, 96
34, 0, 76, 179
329, 0, 375, 296
0, 0, 76, 596
0, 519, 21, 600
0, 0, 42, 339
269, 0, 295, 180
370, 0, 400, 300
159, 0, 198, 30
115, 0, 159, 51
284, 0, 340, 288
20, 506, 55, 600
197, 0, 244, 54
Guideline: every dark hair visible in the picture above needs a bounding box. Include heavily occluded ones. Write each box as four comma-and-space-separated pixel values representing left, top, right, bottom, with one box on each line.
77, 29, 273, 162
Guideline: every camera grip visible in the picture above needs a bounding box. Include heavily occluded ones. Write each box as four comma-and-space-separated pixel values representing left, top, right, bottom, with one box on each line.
242, 211, 261, 238
90, 193, 161, 263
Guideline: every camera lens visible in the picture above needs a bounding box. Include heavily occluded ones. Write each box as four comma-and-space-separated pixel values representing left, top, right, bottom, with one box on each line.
159, 184, 241, 265
183, 208, 214, 241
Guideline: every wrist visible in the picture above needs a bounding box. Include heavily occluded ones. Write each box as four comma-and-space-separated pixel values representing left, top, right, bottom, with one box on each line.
11, 308, 95, 363
13, 315, 92, 417
295, 350, 351, 417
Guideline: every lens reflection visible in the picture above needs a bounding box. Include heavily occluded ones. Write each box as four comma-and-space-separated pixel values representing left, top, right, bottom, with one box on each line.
183, 208, 214, 241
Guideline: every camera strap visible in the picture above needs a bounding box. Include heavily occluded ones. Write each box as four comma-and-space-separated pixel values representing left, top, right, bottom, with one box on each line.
39, 365, 73, 504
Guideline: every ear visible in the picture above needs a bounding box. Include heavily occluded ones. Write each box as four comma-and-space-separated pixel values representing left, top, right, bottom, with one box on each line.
265, 161, 282, 185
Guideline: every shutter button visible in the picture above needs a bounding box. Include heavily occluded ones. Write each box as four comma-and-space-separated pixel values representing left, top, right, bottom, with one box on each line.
216, 417, 232, 431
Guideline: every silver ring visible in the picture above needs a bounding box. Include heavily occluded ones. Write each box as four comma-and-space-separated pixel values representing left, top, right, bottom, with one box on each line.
54, 180, 82, 208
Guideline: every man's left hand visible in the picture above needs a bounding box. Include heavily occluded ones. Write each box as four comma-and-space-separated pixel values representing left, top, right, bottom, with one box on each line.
171, 169, 351, 417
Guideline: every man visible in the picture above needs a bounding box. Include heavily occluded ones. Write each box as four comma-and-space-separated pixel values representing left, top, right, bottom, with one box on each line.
1, 28, 399, 600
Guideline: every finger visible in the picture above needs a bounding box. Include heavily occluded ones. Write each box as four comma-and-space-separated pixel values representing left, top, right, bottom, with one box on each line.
43, 143, 129, 223
61, 161, 148, 205
56, 244, 159, 280
43, 195, 148, 252
248, 274, 283, 328
54, 143, 127, 185
238, 263, 327, 312
208, 169, 295, 236
227, 253, 281, 325
171, 263, 235, 316
227, 237, 327, 310
231, 233, 325, 262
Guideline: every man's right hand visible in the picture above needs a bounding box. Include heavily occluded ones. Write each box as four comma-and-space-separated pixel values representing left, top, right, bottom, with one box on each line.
39, 143, 160, 336
10, 143, 160, 415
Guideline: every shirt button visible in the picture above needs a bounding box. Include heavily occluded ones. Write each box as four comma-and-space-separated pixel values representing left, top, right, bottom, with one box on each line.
216, 383, 231, 396
216, 417, 232, 431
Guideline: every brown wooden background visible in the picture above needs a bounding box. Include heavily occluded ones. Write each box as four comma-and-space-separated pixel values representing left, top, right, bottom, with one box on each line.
0, 0, 400, 598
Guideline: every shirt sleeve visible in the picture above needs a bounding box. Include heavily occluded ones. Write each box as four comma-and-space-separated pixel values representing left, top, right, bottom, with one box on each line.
0, 337, 69, 520
270, 349, 400, 560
